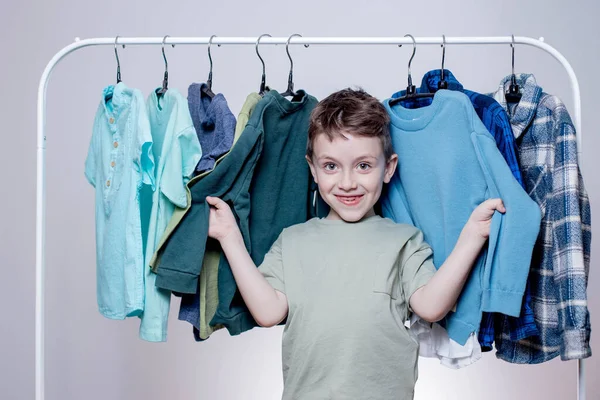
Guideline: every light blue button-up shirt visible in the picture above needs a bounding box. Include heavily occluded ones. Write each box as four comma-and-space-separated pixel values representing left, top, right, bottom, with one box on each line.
85, 83, 155, 319
138, 88, 202, 342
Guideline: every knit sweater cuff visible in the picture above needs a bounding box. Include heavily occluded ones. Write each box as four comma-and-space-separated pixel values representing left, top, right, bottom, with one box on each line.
481, 289, 523, 317
155, 268, 198, 294
561, 328, 592, 361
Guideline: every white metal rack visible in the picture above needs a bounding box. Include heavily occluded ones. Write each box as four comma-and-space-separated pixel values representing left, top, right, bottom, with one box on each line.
36, 36, 587, 400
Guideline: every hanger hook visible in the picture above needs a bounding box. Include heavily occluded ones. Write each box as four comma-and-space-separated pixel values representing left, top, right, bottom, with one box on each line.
285, 34, 308, 93
256, 34, 272, 93
405, 34, 416, 78
441, 35, 446, 78
160, 35, 175, 93
162, 35, 175, 72
438, 34, 449, 89
510, 34, 516, 82
114, 36, 125, 84
398, 34, 416, 89
207, 35, 219, 90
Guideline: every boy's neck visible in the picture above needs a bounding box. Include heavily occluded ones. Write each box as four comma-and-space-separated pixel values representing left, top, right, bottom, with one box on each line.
325, 207, 377, 222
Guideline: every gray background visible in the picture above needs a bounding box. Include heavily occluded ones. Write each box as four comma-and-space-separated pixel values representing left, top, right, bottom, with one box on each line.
0, 0, 598, 399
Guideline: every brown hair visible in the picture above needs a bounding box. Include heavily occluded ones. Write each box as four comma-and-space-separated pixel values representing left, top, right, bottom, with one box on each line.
306, 88, 394, 160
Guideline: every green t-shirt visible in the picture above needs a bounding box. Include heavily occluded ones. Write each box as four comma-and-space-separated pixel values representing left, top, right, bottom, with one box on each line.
259, 215, 436, 400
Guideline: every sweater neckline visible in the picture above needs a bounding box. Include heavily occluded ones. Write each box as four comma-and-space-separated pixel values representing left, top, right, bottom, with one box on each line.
384, 90, 443, 131
268, 89, 309, 114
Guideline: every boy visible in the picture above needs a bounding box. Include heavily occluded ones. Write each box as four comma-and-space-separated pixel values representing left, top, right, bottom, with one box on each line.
205, 88, 505, 399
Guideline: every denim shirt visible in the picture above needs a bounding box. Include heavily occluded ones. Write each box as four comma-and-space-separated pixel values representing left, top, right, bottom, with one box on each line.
85, 83, 154, 319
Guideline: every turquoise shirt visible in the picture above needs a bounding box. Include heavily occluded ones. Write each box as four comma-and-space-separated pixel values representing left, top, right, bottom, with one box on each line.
85, 83, 155, 319
381, 90, 541, 345
139, 88, 202, 342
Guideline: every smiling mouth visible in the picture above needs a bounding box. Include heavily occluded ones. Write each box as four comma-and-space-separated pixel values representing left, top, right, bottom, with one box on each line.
335, 195, 364, 206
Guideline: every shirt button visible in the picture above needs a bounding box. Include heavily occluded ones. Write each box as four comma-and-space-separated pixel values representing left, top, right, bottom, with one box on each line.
113, 141, 118, 148
110, 161, 116, 167
109, 117, 115, 124
106, 180, 111, 187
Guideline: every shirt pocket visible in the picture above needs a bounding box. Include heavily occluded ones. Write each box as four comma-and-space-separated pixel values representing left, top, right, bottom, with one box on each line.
372, 253, 400, 300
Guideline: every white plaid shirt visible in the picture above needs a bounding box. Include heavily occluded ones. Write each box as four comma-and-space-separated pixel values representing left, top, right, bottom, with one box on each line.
488, 74, 592, 363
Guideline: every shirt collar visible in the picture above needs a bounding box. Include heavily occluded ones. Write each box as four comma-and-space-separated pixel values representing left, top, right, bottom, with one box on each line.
419, 69, 464, 93
392, 69, 463, 98
492, 73, 543, 139
102, 83, 132, 131
268, 89, 310, 114
187, 83, 228, 129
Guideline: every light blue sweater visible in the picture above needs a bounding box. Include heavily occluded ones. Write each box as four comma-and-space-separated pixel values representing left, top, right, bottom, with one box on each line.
381, 90, 541, 345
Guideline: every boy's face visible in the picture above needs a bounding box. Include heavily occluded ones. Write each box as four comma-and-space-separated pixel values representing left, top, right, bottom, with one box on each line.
307, 132, 398, 222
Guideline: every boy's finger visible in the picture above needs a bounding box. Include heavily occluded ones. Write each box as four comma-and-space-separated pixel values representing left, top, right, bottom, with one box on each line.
206, 196, 225, 208
488, 198, 505, 213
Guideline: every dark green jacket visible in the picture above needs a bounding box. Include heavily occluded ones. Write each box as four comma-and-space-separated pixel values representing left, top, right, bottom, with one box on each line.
156, 90, 317, 335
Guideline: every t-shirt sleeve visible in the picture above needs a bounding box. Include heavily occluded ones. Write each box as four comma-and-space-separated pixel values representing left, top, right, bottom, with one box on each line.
136, 103, 155, 190
399, 228, 436, 304
161, 126, 202, 208
258, 233, 285, 294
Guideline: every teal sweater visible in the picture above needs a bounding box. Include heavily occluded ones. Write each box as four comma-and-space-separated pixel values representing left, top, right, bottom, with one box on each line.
211, 90, 318, 334
156, 90, 317, 335
381, 90, 541, 345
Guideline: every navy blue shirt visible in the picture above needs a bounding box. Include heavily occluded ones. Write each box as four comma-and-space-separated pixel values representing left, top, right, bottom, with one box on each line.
178, 85, 236, 330
187, 83, 236, 173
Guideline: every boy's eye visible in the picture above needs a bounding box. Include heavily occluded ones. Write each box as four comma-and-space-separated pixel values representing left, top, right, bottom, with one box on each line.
324, 163, 337, 171
357, 163, 371, 171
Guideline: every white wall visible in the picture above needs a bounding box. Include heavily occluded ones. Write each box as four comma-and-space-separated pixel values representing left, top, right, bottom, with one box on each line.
1, 0, 598, 399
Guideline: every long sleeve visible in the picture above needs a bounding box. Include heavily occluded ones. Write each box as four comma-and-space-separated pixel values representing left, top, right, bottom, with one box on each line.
471, 128, 541, 316
550, 120, 592, 360
154, 124, 263, 294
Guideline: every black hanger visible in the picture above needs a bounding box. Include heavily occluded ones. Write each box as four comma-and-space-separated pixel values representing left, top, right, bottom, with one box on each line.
256, 34, 272, 96
389, 34, 435, 107
201, 35, 218, 99
156, 35, 175, 97
438, 35, 448, 90
114, 36, 125, 84
505, 35, 522, 104
280, 33, 309, 101
106, 36, 125, 102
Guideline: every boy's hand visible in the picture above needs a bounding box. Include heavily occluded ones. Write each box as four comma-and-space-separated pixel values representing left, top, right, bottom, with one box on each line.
206, 196, 240, 243
465, 198, 506, 240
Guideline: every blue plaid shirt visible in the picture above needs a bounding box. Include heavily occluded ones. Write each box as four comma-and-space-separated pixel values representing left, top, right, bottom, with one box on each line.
392, 70, 538, 350
487, 74, 592, 363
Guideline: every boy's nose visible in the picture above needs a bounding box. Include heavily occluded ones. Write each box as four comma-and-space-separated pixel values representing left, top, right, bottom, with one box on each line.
338, 172, 358, 191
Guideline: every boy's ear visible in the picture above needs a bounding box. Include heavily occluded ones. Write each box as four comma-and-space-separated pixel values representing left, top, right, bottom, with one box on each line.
306, 155, 318, 184
383, 154, 398, 184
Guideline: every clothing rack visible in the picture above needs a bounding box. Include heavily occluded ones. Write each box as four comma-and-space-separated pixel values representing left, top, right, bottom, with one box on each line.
35, 36, 586, 400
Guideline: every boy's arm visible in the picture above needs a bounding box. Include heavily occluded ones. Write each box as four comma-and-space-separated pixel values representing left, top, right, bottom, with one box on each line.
207, 196, 289, 328
409, 198, 504, 323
